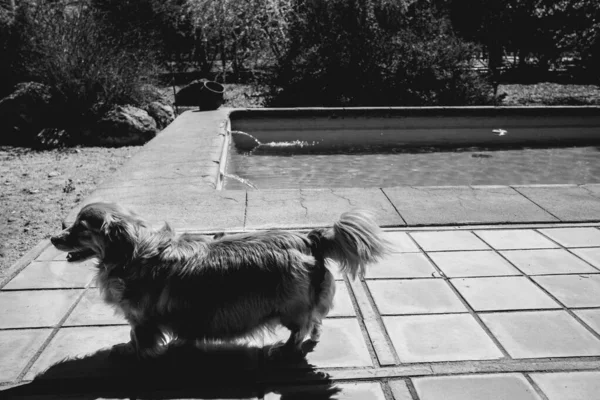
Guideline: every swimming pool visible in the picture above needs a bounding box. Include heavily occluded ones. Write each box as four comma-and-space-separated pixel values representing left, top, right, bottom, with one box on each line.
222, 107, 600, 190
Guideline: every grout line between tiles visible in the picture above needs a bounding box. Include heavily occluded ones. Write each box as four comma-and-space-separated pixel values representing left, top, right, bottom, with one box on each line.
472, 232, 600, 343
534, 229, 600, 273
523, 373, 551, 400
15, 284, 91, 382
406, 232, 512, 359
380, 188, 408, 226
346, 277, 400, 367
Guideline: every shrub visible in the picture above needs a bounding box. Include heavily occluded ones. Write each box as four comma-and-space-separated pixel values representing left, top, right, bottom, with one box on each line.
6, 1, 159, 129
267, 0, 494, 107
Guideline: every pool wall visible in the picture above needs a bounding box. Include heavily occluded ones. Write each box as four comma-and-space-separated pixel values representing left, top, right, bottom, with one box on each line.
229, 107, 600, 150
61, 107, 600, 231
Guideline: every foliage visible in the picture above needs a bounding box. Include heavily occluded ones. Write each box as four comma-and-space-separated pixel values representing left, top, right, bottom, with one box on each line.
447, 0, 600, 81
5, 0, 159, 127
186, 0, 294, 81
267, 0, 494, 106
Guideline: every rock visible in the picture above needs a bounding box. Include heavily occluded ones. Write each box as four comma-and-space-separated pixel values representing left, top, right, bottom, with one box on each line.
174, 78, 209, 106
48, 171, 60, 177
144, 101, 175, 129
90, 105, 157, 146
0, 82, 61, 146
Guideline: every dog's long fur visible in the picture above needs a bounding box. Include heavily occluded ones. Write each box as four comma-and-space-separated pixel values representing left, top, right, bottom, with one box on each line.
51, 202, 388, 358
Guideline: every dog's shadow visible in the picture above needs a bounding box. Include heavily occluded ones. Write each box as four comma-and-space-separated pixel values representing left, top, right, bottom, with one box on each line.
4, 341, 341, 399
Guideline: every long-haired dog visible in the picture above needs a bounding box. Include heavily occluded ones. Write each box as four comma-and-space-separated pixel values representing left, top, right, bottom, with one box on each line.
51, 202, 388, 359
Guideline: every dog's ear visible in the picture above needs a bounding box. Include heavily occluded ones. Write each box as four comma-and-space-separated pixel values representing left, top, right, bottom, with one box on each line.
100, 213, 139, 257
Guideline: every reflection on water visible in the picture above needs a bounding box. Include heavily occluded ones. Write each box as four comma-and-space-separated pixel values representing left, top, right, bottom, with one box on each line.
225, 145, 600, 190
231, 130, 319, 154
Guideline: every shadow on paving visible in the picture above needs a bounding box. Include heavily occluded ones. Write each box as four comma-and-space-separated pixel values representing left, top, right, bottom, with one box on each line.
3, 341, 341, 400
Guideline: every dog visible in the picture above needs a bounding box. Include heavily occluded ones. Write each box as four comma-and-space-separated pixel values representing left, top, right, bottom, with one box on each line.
51, 202, 389, 359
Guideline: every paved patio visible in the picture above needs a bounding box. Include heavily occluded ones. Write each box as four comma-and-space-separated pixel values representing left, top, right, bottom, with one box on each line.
2, 226, 600, 399
2, 109, 600, 399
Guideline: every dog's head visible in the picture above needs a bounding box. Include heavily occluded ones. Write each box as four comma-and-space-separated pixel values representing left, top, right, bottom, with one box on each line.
51, 202, 146, 261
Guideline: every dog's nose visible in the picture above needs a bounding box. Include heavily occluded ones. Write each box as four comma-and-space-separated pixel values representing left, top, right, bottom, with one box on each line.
50, 236, 59, 246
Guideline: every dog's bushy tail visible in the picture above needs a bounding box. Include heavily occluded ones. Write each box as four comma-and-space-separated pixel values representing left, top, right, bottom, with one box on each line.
312, 210, 389, 279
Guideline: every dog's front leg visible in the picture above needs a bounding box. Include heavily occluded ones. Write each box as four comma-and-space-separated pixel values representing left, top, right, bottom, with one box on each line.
130, 323, 166, 359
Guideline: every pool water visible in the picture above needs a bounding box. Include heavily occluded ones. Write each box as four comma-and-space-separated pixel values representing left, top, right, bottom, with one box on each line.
224, 145, 600, 190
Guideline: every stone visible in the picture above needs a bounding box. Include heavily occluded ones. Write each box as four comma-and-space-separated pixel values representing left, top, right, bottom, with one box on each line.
0, 82, 61, 146
91, 105, 157, 146
144, 101, 175, 129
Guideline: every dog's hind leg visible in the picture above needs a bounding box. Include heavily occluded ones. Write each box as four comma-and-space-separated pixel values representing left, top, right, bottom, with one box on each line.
310, 269, 336, 342
130, 323, 166, 359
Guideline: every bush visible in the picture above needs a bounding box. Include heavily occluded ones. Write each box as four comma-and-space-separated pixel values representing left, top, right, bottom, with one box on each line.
267, 0, 494, 107
5, 1, 159, 129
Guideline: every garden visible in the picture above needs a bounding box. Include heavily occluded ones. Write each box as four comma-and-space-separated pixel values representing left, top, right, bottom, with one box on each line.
1, 0, 599, 272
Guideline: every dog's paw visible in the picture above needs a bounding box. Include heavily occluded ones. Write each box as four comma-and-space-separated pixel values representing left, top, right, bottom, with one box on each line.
267, 343, 305, 362
109, 342, 136, 359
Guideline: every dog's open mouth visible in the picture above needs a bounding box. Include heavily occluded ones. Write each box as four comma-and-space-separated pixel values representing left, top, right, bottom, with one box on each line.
66, 248, 97, 262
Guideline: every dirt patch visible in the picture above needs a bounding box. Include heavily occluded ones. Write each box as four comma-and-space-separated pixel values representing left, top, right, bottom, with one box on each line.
499, 83, 600, 106
0, 146, 140, 276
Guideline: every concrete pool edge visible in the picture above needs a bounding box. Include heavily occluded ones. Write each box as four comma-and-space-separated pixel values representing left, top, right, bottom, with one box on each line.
62, 107, 600, 231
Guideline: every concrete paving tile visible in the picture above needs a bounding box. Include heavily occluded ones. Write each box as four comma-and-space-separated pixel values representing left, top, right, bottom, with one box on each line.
0, 329, 52, 382
329, 283, 355, 317
263, 318, 372, 367
35, 245, 68, 262
64, 290, 127, 326
530, 371, 600, 400
368, 279, 467, 315
451, 277, 560, 311
3, 260, 97, 290
381, 232, 420, 253
65, 188, 247, 231
538, 227, 600, 248
0, 290, 82, 329
366, 253, 438, 278
383, 314, 503, 362
410, 231, 490, 252
513, 186, 600, 221
571, 247, 600, 269
533, 275, 600, 308
480, 310, 600, 358
245, 188, 403, 229
574, 309, 600, 335
501, 249, 599, 275
26, 326, 131, 380
265, 382, 386, 400
429, 250, 521, 277
475, 229, 558, 250
413, 373, 541, 400
383, 186, 557, 225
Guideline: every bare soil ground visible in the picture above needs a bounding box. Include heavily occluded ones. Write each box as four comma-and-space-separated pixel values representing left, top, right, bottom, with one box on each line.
1, 82, 599, 276
0, 146, 139, 276
499, 83, 600, 105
